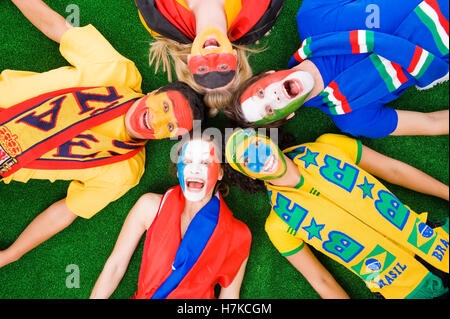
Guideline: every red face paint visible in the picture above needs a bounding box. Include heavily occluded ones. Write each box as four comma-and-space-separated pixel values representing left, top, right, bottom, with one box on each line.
188, 53, 237, 75
241, 70, 299, 103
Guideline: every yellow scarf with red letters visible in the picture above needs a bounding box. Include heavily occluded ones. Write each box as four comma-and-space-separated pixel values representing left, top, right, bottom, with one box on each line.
0, 86, 145, 180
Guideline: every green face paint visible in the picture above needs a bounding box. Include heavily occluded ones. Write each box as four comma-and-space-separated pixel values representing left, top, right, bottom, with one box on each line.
240, 70, 315, 125
252, 93, 310, 125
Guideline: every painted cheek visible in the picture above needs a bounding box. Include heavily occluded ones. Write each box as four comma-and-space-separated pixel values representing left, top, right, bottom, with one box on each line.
205, 162, 220, 192
189, 53, 237, 74
244, 142, 272, 173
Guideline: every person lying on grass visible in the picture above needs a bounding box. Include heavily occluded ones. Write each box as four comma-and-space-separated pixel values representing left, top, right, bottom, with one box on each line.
90, 134, 251, 299
0, 0, 205, 269
225, 128, 449, 299
225, 0, 449, 139
134, 0, 285, 116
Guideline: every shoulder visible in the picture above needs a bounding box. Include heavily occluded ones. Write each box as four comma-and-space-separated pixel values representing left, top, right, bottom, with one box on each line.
97, 148, 146, 186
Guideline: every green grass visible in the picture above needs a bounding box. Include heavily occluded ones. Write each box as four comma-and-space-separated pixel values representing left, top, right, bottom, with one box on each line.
0, 0, 448, 299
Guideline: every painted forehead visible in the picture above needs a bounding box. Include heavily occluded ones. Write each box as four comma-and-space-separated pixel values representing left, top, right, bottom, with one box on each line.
241, 70, 299, 103
181, 139, 217, 160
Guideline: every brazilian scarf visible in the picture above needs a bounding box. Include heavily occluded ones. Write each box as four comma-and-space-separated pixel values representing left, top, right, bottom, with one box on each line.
288, 0, 449, 116
266, 142, 449, 299
135, 0, 285, 45
0, 86, 145, 180
133, 186, 251, 299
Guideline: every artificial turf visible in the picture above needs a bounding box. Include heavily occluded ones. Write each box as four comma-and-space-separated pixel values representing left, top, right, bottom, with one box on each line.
0, 0, 448, 300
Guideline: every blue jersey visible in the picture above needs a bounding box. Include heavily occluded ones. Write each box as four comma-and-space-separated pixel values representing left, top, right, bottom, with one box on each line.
299, 0, 440, 138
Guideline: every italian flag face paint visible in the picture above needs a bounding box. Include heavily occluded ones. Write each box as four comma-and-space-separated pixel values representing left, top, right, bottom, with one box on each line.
414, 0, 449, 55
240, 70, 314, 125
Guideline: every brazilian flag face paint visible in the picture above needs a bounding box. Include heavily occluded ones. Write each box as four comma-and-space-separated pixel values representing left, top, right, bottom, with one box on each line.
225, 129, 287, 180
240, 70, 315, 125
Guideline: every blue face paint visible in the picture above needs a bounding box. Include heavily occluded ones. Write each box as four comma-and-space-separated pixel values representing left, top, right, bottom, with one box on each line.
243, 141, 273, 174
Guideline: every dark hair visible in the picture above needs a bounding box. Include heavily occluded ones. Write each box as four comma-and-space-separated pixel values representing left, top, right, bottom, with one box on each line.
223, 71, 290, 129
156, 81, 206, 122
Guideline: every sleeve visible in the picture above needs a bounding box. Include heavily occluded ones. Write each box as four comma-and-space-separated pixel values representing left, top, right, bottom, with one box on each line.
59, 25, 142, 91
217, 219, 252, 288
330, 104, 399, 138
0, 25, 142, 108
265, 212, 305, 257
315, 133, 363, 165
65, 152, 145, 219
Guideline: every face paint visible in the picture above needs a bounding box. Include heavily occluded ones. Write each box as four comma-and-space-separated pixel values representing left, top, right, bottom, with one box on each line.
225, 129, 287, 180
125, 91, 193, 139
189, 26, 237, 89
177, 139, 220, 202
240, 70, 315, 125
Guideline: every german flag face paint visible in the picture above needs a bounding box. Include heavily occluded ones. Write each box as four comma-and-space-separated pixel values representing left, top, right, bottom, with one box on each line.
225, 129, 287, 181
189, 26, 237, 89
240, 70, 315, 125
177, 139, 220, 202
125, 91, 193, 140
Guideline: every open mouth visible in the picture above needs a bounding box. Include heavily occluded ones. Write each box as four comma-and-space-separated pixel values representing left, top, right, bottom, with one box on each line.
142, 110, 153, 133
186, 178, 205, 192
202, 38, 220, 50
283, 79, 303, 99
263, 154, 279, 173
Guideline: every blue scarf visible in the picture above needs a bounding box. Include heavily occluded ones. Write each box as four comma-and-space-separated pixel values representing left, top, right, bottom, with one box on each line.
151, 195, 220, 299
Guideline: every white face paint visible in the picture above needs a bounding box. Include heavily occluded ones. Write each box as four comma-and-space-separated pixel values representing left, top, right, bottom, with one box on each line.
241, 70, 315, 123
177, 139, 220, 202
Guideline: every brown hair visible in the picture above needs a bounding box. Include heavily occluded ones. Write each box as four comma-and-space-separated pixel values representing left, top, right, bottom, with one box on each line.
223, 70, 290, 129
149, 37, 261, 117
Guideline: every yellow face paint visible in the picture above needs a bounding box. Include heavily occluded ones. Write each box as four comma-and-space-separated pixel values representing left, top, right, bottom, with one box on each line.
125, 91, 192, 140
191, 26, 234, 56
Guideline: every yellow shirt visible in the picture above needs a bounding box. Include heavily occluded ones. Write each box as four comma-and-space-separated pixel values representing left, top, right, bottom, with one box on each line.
0, 25, 145, 219
265, 134, 363, 256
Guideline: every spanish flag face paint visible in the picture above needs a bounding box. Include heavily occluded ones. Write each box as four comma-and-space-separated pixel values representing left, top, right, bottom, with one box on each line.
189, 26, 237, 89
125, 91, 193, 140
225, 129, 287, 181
240, 70, 315, 125
177, 139, 220, 202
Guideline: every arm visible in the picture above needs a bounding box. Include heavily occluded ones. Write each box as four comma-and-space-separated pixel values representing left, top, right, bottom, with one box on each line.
218, 257, 249, 299
358, 144, 449, 201
11, 0, 71, 43
0, 198, 77, 268
391, 110, 449, 136
286, 245, 350, 299
90, 193, 162, 299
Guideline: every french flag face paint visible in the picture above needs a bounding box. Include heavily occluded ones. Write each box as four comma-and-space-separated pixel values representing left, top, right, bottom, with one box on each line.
177, 140, 220, 202
225, 129, 287, 181
240, 70, 315, 125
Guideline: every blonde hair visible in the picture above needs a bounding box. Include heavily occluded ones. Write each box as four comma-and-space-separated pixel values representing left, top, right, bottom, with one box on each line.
149, 37, 261, 116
